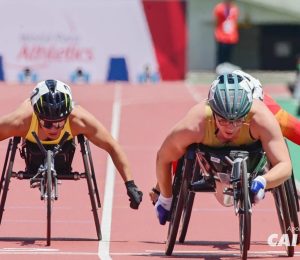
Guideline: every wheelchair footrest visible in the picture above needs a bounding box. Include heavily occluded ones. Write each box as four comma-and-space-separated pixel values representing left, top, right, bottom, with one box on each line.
57, 172, 86, 180
190, 179, 215, 192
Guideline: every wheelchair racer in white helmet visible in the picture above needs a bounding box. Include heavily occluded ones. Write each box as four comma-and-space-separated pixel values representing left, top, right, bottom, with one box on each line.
233, 70, 264, 101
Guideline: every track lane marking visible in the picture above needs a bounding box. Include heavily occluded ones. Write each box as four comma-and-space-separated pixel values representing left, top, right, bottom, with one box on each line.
98, 84, 122, 260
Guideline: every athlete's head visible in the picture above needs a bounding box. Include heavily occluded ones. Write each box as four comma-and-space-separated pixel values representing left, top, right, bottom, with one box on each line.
208, 73, 253, 139
30, 80, 73, 138
209, 73, 253, 121
232, 70, 263, 100
31, 79, 73, 121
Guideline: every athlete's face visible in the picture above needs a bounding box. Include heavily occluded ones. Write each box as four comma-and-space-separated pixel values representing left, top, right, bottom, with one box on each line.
214, 114, 244, 139
39, 119, 66, 139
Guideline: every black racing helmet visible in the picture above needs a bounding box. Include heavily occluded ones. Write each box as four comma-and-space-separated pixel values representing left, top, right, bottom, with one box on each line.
208, 73, 253, 120
30, 79, 73, 121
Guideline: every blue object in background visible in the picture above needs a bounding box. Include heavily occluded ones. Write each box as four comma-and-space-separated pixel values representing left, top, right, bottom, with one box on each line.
107, 57, 129, 81
138, 71, 160, 83
137, 64, 160, 84
0, 56, 5, 81
18, 67, 38, 84
70, 68, 90, 84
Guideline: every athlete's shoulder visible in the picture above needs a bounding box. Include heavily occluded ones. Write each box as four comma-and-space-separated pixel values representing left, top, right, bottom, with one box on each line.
13, 99, 33, 122
171, 101, 206, 142
250, 100, 279, 130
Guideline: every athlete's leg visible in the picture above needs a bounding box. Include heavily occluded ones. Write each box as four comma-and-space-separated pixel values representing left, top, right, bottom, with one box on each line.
149, 161, 178, 205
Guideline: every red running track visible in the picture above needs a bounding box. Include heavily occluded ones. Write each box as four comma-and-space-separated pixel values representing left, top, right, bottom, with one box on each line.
0, 82, 298, 260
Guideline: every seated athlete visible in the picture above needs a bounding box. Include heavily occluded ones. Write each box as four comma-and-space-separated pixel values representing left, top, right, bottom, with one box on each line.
0, 79, 143, 209
154, 73, 291, 225
149, 70, 300, 205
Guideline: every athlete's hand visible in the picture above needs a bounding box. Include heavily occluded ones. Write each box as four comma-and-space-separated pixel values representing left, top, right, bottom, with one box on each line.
155, 194, 172, 225
251, 176, 266, 203
149, 187, 160, 206
125, 180, 143, 209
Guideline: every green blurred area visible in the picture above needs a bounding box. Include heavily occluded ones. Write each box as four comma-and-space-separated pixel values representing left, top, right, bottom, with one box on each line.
276, 98, 300, 182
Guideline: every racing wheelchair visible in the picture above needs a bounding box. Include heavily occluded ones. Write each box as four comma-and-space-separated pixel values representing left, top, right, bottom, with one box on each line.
0, 131, 102, 246
165, 141, 300, 259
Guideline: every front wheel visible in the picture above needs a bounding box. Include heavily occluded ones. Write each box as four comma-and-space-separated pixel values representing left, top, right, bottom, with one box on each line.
46, 150, 53, 246
239, 160, 251, 260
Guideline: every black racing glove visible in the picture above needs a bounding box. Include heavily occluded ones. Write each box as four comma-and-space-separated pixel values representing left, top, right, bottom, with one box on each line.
125, 180, 143, 209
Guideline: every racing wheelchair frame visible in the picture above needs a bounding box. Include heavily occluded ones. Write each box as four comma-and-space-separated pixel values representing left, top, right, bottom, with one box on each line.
0, 131, 102, 246
165, 141, 299, 259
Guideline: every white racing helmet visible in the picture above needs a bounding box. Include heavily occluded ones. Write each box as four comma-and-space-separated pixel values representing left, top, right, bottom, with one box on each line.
233, 70, 264, 100
30, 79, 73, 121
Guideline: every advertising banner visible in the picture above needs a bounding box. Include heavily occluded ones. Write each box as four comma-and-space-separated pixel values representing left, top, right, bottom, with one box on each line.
0, 0, 158, 83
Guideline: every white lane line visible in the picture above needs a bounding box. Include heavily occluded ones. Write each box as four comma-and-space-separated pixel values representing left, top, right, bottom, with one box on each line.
144, 249, 300, 256
0, 251, 97, 255
3, 248, 58, 252
98, 84, 122, 260
185, 82, 204, 102
0, 249, 299, 256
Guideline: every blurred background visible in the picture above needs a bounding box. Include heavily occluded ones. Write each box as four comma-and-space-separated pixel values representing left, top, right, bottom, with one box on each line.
0, 0, 300, 85
0, 0, 300, 178
0, 0, 299, 167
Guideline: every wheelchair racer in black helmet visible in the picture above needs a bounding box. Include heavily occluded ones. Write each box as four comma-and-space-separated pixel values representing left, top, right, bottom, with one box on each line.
0, 79, 143, 210
31, 79, 73, 121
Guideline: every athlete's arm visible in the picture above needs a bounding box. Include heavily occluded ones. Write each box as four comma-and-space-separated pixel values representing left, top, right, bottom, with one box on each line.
70, 105, 133, 182
156, 103, 205, 198
0, 99, 32, 141
251, 101, 292, 189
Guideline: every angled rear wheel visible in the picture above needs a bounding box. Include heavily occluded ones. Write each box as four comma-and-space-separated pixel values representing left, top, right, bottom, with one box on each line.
165, 154, 194, 256
273, 184, 294, 257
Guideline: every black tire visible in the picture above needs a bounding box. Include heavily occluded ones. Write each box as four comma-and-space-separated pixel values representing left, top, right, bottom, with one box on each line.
178, 191, 195, 243
290, 173, 299, 211
0, 137, 19, 225
165, 156, 193, 256
86, 140, 101, 208
284, 140, 299, 212
80, 137, 102, 241
239, 160, 251, 260
0, 139, 12, 196
46, 150, 52, 246
0, 168, 12, 225
178, 160, 200, 244
273, 184, 294, 257
285, 177, 300, 244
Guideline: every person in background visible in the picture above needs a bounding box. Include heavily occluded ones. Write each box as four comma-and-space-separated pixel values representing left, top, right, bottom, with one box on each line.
18, 67, 38, 84
213, 0, 239, 67
70, 67, 90, 84
137, 64, 160, 84
234, 70, 300, 145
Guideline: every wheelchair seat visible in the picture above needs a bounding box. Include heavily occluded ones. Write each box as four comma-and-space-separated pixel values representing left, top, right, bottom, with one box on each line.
194, 141, 268, 206
21, 139, 76, 176
196, 140, 267, 176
